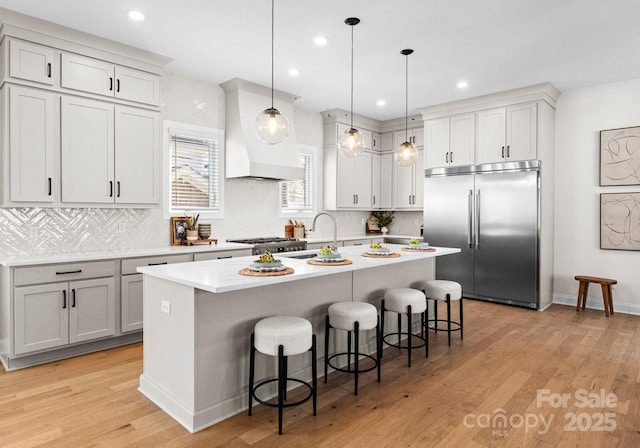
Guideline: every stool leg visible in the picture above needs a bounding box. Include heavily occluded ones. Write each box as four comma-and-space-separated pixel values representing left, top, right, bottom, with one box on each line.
420, 307, 425, 338
324, 315, 330, 383
576, 281, 584, 311
582, 282, 590, 310
311, 334, 317, 416
434, 300, 439, 332
407, 305, 413, 368
460, 297, 464, 340
424, 310, 428, 359
347, 331, 352, 371
283, 356, 288, 401
425, 298, 429, 331
278, 345, 285, 435
376, 315, 381, 383
354, 321, 360, 395
446, 294, 452, 347
397, 312, 402, 352
248, 333, 256, 416
601, 283, 610, 317
608, 285, 614, 315
380, 300, 386, 356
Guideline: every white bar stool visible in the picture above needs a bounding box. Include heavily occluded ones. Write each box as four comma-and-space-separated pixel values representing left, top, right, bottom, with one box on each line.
248, 316, 317, 435
324, 301, 381, 395
381, 288, 427, 367
418, 280, 463, 346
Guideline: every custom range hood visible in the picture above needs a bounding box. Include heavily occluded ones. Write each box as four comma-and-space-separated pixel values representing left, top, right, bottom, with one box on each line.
221, 78, 303, 180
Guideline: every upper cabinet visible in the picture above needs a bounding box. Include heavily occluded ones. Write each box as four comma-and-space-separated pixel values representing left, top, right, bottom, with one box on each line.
8, 40, 55, 86
392, 149, 424, 209
425, 114, 475, 169
393, 126, 424, 148
61, 53, 160, 106
476, 103, 537, 164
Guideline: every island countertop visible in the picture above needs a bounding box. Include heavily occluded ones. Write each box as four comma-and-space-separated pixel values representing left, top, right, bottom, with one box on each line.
137, 244, 461, 294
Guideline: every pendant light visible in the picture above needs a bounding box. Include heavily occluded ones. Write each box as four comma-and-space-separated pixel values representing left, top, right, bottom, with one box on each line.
338, 17, 365, 158
255, 0, 290, 144
394, 49, 418, 166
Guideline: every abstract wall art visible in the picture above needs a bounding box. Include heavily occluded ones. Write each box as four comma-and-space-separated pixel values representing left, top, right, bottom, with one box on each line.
600, 126, 640, 186
601, 192, 640, 250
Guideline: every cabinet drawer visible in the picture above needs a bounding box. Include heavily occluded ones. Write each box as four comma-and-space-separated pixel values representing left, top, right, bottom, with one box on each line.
121, 254, 192, 275
9, 39, 55, 86
342, 239, 372, 247
193, 249, 252, 261
14, 261, 116, 286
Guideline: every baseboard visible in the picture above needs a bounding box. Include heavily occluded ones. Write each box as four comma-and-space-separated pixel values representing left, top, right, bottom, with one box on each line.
553, 294, 640, 316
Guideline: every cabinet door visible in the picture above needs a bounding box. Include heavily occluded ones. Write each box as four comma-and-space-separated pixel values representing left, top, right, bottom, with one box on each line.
193, 249, 252, 261
393, 160, 414, 208
371, 132, 381, 152
61, 53, 114, 97
121, 274, 143, 333
379, 153, 393, 209
115, 106, 160, 203
8, 85, 56, 202
413, 150, 425, 208
412, 126, 424, 147
449, 114, 475, 166
9, 40, 55, 86
506, 103, 537, 161
69, 277, 115, 343
372, 154, 381, 209
61, 96, 114, 203
380, 132, 393, 151
336, 154, 357, 207
354, 152, 372, 208
476, 107, 507, 163
425, 118, 450, 168
14, 284, 68, 355
114, 66, 160, 106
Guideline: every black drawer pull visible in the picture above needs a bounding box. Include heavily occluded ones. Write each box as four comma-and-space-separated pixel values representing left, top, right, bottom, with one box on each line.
55, 269, 82, 275
109, 181, 113, 197
116, 79, 120, 92
217, 255, 232, 259
109, 77, 113, 91
117, 181, 121, 198
48, 177, 52, 196
62, 290, 67, 309
147, 262, 168, 266
47, 62, 52, 78
72, 289, 76, 308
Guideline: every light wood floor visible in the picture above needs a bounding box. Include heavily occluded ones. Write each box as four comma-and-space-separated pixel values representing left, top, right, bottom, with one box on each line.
2, 300, 640, 447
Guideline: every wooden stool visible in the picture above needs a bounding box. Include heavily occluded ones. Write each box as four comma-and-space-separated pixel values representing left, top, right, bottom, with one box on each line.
575, 276, 617, 317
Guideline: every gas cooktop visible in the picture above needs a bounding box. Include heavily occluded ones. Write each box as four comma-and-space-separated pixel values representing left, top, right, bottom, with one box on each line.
227, 237, 307, 254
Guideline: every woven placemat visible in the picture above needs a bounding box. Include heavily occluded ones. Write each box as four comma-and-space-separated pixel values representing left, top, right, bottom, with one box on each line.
239, 267, 294, 277
307, 258, 353, 266
361, 252, 401, 258
401, 247, 436, 252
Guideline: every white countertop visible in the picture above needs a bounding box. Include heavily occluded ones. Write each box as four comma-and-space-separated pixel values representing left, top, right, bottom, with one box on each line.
138, 244, 460, 294
0, 242, 253, 267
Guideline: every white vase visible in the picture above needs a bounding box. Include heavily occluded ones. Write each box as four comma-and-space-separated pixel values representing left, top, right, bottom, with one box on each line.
381, 226, 389, 234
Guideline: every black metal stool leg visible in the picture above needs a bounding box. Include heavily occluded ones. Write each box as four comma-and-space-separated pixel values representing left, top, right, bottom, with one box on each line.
434, 300, 438, 332
424, 311, 428, 358
248, 333, 255, 416
283, 355, 288, 401
460, 297, 464, 340
278, 345, 285, 435
446, 294, 452, 347
354, 321, 360, 395
397, 313, 402, 352
324, 315, 330, 383
380, 300, 386, 357
311, 334, 317, 416
347, 331, 352, 370
376, 315, 381, 382
407, 305, 412, 367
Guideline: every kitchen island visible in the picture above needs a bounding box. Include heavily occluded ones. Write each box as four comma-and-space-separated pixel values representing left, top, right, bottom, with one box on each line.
137, 244, 460, 432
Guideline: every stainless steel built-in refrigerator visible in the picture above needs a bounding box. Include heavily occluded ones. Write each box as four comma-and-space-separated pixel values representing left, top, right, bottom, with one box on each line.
424, 161, 540, 309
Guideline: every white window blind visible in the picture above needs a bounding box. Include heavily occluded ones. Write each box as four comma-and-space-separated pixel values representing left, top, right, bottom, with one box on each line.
280, 150, 314, 213
170, 135, 219, 210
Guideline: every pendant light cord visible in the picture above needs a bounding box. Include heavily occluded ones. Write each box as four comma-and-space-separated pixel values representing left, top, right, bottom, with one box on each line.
405, 52, 409, 141
350, 22, 354, 129
271, 0, 275, 109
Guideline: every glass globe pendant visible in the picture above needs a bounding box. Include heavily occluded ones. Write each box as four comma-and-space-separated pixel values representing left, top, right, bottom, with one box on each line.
256, 107, 289, 144
338, 17, 365, 158
255, 0, 289, 144
394, 48, 417, 166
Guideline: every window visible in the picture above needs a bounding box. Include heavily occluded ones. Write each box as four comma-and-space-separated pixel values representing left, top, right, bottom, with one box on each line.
280, 145, 317, 216
163, 121, 224, 218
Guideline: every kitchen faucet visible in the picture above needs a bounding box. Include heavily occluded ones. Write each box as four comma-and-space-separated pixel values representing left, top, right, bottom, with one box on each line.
310, 211, 338, 251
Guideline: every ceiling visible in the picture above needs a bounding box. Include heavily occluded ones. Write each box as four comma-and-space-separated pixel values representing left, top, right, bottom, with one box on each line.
1, 0, 639, 121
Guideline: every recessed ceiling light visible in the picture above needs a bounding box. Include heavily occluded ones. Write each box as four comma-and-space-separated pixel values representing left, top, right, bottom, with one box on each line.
376, 99, 386, 107
128, 10, 145, 21
313, 36, 328, 46
288, 68, 300, 77
457, 80, 468, 89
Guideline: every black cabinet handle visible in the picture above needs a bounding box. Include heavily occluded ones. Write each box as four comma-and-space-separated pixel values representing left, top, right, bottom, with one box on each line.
353, 243, 363, 246
501, 146, 505, 158
446, 152, 449, 164
109, 77, 113, 91
148, 262, 168, 266
62, 290, 67, 309
117, 181, 121, 198
451, 152, 453, 163
217, 255, 232, 259
506, 145, 510, 158
72, 289, 76, 308
372, 195, 376, 205
47, 63, 52, 78
109, 181, 113, 197
116, 79, 120, 92
48, 177, 52, 196
56, 269, 82, 275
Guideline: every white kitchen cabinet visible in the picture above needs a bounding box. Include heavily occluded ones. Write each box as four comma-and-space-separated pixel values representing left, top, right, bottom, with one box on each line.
61, 53, 160, 106
476, 103, 537, 163
61, 96, 160, 204
372, 154, 381, 209
393, 149, 423, 209
14, 277, 115, 355
8, 39, 55, 86
336, 150, 372, 208
6, 85, 57, 203
370, 132, 382, 152
425, 114, 475, 168
378, 153, 393, 209
393, 126, 424, 148
380, 132, 393, 151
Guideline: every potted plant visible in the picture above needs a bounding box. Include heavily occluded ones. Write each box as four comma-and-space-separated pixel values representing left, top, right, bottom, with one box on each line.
372, 211, 394, 234
185, 213, 200, 240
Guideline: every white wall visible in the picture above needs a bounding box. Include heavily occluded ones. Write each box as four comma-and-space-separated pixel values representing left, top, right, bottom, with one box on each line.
553, 79, 640, 313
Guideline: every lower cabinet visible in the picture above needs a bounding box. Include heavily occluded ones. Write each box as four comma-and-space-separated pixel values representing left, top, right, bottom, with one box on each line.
14, 277, 115, 355
121, 274, 143, 333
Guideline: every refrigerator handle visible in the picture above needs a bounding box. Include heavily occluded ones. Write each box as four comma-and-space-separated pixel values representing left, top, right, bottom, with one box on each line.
467, 189, 473, 248
475, 189, 481, 249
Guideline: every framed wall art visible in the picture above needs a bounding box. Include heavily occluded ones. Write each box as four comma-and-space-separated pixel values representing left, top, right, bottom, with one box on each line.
600, 192, 640, 250
600, 126, 640, 186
